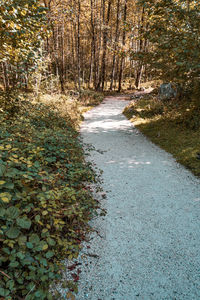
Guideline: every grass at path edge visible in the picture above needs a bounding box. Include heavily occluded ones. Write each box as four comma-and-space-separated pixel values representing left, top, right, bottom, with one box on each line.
123, 96, 200, 177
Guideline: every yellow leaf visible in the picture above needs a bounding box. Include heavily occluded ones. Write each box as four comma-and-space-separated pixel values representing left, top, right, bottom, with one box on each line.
0, 192, 11, 203
42, 211, 48, 216
1, 197, 10, 203
0, 146, 4, 150
42, 244, 48, 251
0, 181, 6, 185
21, 10, 27, 16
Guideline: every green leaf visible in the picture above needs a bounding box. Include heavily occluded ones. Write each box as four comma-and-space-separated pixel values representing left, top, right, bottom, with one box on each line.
9, 261, 19, 268
0, 163, 6, 177
5, 182, 14, 189
34, 161, 40, 168
0, 207, 6, 217
6, 279, 14, 290
47, 237, 56, 246
7, 206, 20, 219
6, 227, 20, 239
18, 235, 27, 245
17, 217, 32, 229
29, 234, 40, 244
17, 252, 25, 260
26, 242, 33, 249
35, 215, 40, 222
39, 257, 48, 266
0, 288, 6, 297
45, 251, 54, 259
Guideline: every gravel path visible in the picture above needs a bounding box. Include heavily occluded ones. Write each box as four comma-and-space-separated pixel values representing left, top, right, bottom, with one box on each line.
76, 97, 200, 300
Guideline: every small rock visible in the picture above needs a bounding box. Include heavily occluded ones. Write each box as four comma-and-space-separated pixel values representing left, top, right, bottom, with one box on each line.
159, 83, 177, 101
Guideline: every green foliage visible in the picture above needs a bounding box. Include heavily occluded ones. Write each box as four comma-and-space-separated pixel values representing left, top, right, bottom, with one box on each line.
136, 0, 200, 94
0, 0, 47, 93
0, 0, 47, 62
0, 97, 101, 299
78, 90, 104, 107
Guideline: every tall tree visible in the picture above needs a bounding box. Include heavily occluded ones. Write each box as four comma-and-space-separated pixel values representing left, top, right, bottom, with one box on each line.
110, 0, 121, 91
97, 0, 112, 91
118, 0, 127, 92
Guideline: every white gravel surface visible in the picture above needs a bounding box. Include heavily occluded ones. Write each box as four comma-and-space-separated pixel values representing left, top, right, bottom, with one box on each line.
68, 97, 200, 300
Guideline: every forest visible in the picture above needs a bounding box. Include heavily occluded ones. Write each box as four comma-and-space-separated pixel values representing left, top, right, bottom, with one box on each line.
1, 0, 199, 94
0, 0, 200, 299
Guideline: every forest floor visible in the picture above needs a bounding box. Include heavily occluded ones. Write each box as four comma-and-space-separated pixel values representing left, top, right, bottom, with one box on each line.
61, 95, 200, 299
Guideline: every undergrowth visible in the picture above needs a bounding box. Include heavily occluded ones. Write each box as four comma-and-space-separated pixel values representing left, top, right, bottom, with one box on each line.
123, 94, 200, 177
0, 91, 104, 299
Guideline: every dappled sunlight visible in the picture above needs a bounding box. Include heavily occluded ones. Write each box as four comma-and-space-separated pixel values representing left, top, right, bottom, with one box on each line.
106, 158, 152, 168
82, 100, 134, 133
82, 118, 132, 133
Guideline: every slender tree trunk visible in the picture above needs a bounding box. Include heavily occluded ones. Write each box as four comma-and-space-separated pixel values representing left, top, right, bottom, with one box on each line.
77, 0, 81, 91
135, 6, 146, 89
118, 0, 127, 92
113, 55, 119, 90
96, 0, 103, 84
97, 0, 112, 91
91, 0, 97, 89
89, 44, 93, 88
58, 19, 65, 93
110, 0, 120, 91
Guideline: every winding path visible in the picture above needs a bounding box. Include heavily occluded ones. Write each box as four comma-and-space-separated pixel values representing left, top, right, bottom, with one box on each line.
77, 96, 200, 300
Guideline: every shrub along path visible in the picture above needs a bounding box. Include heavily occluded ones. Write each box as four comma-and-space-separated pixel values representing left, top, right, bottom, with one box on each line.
76, 96, 200, 299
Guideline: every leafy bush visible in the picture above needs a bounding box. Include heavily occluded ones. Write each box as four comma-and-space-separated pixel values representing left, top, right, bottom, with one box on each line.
0, 98, 101, 299
137, 1, 200, 94
78, 90, 104, 107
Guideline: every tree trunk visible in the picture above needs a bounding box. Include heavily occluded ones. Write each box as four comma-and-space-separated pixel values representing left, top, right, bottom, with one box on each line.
135, 6, 145, 89
90, 0, 97, 89
118, 0, 127, 92
110, 0, 120, 91
97, 0, 112, 91
77, 0, 81, 91
96, 0, 103, 85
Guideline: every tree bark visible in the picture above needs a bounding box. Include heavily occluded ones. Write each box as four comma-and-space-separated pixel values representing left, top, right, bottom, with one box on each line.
118, 0, 127, 92
90, 0, 97, 89
97, 0, 112, 91
135, 6, 146, 89
110, 0, 120, 91
77, 0, 81, 91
